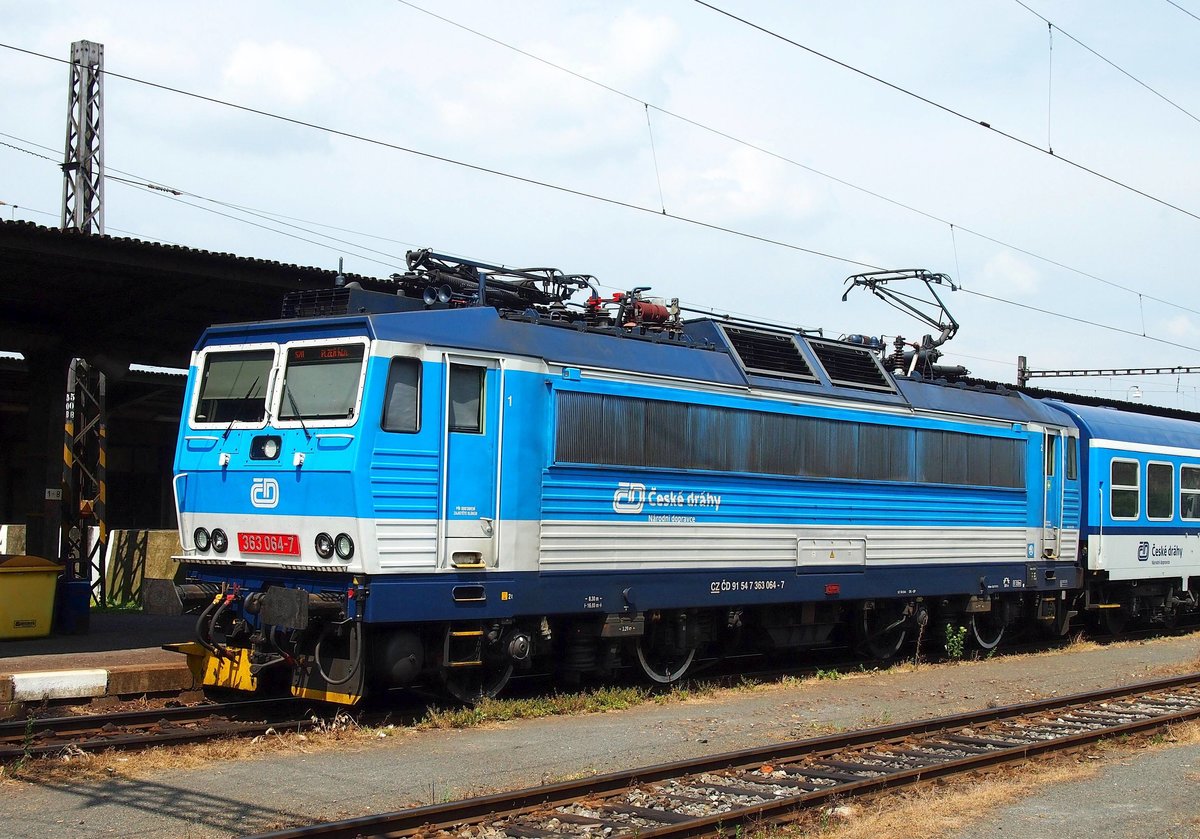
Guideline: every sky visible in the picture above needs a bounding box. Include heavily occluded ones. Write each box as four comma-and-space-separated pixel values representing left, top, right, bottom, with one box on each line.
3, 1, 1200, 407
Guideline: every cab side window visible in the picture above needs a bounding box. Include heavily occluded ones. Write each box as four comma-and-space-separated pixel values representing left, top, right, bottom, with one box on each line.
448, 364, 484, 433
381, 358, 421, 433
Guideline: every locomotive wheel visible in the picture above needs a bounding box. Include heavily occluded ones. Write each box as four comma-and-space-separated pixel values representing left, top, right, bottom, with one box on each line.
969, 611, 1006, 651
443, 661, 514, 705
1100, 606, 1128, 636
634, 637, 697, 684
858, 602, 909, 661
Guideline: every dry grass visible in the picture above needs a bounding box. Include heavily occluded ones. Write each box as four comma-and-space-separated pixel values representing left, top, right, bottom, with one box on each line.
0, 712, 394, 785
4, 630, 1199, 787
751, 720, 1200, 839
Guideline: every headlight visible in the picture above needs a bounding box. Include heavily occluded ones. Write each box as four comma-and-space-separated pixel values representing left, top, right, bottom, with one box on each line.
211, 528, 229, 553
193, 527, 210, 551
250, 434, 282, 460
314, 532, 334, 559
334, 533, 355, 560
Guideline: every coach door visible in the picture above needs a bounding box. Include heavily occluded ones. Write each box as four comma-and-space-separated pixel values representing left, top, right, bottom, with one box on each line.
439, 355, 502, 570
1042, 430, 1065, 558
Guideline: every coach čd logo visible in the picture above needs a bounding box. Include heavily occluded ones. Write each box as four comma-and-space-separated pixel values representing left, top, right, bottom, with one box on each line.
1137, 541, 1150, 562
613, 482, 646, 514
251, 477, 280, 509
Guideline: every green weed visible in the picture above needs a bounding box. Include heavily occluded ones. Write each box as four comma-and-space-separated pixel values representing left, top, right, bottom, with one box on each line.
943, 623, 968, 660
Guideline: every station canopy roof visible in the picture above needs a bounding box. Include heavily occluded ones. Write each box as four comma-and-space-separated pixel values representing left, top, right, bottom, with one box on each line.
0, 220, 388, 368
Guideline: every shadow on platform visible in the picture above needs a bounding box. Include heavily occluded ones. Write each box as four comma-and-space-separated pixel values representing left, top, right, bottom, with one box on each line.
0, 612, 196, 661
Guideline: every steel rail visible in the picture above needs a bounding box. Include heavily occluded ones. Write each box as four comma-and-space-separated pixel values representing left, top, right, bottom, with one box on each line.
245, 672, 1200, 839
0, 697, 310, 760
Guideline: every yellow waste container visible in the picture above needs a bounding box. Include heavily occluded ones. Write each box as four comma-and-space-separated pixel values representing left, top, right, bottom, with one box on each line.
0, 555, 61, 639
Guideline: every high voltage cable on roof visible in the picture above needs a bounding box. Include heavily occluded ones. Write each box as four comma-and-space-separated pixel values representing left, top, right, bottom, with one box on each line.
1013, 0, 1200, 126
691, 0, 1200, 225
388, 1, 1200, 320
3, 51, 1200, 355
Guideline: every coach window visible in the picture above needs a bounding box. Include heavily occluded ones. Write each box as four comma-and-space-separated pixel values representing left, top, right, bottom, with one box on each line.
1110, 459, 1140, 520
448, 364, 484, 433
1147, 463, 1174, 520
1066, 437, 1078, 481
1182, 466, 1200, 519
381, 358, 421, 433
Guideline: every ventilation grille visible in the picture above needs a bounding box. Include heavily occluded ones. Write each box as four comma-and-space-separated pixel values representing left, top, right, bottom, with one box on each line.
282, 288, 350, 318
808, 338, 894, 392
723, 326, 815, 381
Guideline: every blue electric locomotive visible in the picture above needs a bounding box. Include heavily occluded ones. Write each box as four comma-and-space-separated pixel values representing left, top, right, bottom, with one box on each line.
168, 251, 1192, 703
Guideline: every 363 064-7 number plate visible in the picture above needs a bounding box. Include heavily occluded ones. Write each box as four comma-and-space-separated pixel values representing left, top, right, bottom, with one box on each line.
237, 532, 300, 556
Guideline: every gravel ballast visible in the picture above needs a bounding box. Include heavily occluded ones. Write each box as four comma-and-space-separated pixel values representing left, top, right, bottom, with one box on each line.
2, 634, 1198, 838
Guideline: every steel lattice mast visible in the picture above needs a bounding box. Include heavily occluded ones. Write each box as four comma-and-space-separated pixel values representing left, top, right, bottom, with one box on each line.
60, 40, 104, 234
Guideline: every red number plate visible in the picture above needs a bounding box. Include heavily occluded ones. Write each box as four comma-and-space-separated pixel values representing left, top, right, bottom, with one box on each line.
237, 532, 300, 556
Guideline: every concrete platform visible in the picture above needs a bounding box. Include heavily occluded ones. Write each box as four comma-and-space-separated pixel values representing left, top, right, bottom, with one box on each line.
0, 612, 198, 716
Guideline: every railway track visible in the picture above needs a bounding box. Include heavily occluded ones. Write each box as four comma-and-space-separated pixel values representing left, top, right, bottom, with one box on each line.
0, 697, 315, 760
248, 672, 1200, 839
5, 624, 1194, 764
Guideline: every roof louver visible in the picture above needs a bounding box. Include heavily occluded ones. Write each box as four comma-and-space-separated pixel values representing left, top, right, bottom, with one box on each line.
722, 326, 815, 381
807, 338, 895, 392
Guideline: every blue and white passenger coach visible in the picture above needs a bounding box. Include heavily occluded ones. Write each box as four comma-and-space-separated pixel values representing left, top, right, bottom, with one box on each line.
170, 251, 1167, 704
1047, 402, 1200, 632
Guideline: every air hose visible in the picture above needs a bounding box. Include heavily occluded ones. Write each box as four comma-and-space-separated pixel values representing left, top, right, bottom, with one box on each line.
313, 617, 365, 686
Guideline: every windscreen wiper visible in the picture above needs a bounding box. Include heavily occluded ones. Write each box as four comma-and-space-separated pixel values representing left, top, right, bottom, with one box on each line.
221, 376, 261, 442
283, 383, 312, 441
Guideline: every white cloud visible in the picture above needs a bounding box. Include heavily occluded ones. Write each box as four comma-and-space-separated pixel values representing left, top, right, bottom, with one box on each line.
666, 146, 825, 221
600, 10, 678, 84
973, 251, 1040, 296
1165, 315, 1199, 338
221, 41, 332, 105
426, 10, 677, 161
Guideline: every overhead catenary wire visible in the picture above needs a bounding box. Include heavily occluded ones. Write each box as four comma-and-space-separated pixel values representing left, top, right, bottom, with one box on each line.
0, 132, 845, 333
387, 1, 1200, 321
1046, 20, 1054, 152
6, 127, 1200, 360
0, 131, 415, 268
1165, 0, 1200, 24
1013, 0, 1200, 127
107, 178, 409, 272
4, 49, 1200, 357
961, 288, 1200, 354
0, 131, 424, 251
0, 42, 880, 272
691, 0, 1200, 224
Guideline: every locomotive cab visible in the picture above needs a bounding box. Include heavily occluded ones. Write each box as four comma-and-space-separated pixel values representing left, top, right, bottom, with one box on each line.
172, 326, 383, 703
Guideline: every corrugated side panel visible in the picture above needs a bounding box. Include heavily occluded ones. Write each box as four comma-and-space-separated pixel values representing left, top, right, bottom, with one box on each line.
540, 522, 800, 568
1060, 483, 1083, 562
858, 526, 1026, 564
539, 521, 1027, 570
1058, 529, 1081, 563
539, 469, 1028, 570
370, 448, 439, 569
